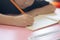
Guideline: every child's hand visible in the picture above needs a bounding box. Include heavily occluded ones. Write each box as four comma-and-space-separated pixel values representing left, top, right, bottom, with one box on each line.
16, 14, 34, 27
0, 14, 34, 27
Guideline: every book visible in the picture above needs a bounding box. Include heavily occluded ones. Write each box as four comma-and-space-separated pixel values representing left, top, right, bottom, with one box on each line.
26, 13, 59, 30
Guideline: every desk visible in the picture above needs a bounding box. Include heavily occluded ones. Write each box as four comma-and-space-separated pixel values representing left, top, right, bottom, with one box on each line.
0, 8, 60, 40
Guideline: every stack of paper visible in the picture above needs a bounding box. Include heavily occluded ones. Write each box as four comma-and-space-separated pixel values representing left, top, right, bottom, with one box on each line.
28, 25, 60, 40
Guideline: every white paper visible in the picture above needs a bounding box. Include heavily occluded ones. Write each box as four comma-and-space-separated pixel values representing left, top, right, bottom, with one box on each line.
27, 14, 58, 30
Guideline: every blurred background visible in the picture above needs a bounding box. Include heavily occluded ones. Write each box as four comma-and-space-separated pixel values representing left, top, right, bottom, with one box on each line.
46, 0, 60, 8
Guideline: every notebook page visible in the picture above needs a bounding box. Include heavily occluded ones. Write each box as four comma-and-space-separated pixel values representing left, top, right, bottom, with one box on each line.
27, 14, 58, 30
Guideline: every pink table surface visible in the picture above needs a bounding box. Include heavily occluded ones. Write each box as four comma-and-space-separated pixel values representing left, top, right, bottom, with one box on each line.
0, 23, 60, 40
0, 25, 32, 40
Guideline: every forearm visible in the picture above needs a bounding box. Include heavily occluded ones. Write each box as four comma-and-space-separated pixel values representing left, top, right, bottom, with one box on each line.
0, 13, 34, 26
27, 4, 56, 17
0, 14, 16, 25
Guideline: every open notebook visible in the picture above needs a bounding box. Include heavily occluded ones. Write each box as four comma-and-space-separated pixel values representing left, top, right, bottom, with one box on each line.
26, 13, 59, 30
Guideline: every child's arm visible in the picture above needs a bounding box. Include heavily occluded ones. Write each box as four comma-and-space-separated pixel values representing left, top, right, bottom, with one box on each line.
0, 13, 34, 27
27, 4, 56, 17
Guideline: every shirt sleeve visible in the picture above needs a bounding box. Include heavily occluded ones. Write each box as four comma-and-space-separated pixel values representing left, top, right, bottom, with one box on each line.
0, 0, 21, 15
0, 0, 2, 13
